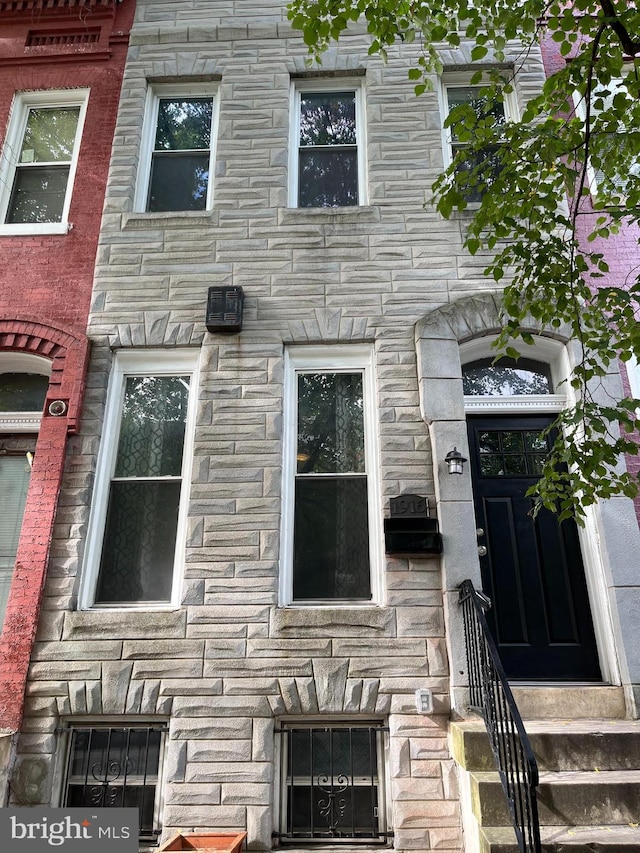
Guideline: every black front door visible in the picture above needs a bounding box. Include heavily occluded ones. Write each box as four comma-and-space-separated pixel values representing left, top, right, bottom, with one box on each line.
467, 415, 601, 681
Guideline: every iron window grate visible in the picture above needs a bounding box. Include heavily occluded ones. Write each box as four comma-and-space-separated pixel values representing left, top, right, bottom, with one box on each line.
275, 724, 390, 844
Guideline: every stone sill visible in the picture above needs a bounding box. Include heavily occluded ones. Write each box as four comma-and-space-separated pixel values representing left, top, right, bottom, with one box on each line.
122, 209, 219, 230
278, 206, 381, 226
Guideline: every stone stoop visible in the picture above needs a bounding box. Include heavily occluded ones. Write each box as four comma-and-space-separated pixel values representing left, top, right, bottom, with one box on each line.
450, 690, 640, 852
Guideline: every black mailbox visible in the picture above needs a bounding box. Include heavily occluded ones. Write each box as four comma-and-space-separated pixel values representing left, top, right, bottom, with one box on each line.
384, 493, 443, 555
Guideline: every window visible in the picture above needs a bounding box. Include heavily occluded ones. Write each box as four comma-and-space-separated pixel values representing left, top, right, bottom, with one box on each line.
276, 721, 388, 844
290, 83, 366, 207
0, 361, 49, 627
81, 351, 198, 608
583, 67, 639, 198
462, 358, 554, 396
0, 89, 88, 233
281, 347, 380, 605
0, 455, 32, 625
64, 725, 166, 841
441, 81, 510, 202
137, 87, 216, 212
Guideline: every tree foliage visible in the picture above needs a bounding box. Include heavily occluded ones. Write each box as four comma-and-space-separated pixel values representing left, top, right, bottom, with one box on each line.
287, 0, 640, 520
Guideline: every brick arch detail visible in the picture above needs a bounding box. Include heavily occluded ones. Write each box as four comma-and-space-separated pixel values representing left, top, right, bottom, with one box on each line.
0, 319, 89, 433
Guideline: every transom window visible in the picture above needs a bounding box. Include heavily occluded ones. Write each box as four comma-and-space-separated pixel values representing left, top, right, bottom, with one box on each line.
0, 89, 88, 233
462, 358, 553, 396
291, 83, 365, 208
282, 347, 380, 605
276, 722, 388, 844
0, 372, 49, 411
64, 725, 166, 842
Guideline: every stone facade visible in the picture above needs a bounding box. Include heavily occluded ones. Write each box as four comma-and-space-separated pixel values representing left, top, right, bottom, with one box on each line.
13, 1, 640, 851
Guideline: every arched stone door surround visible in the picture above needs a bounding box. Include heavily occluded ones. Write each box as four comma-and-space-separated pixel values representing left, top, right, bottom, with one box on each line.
416, 293, 640, 716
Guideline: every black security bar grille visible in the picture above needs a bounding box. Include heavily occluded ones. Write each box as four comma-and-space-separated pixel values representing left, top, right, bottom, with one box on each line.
459, 580, 541, 853
65, 726, 166, 841
275, 724, 390, 843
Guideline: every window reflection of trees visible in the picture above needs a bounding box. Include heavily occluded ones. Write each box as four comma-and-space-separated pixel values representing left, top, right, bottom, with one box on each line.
148, 97, 213, 212
298, 92, 358, 207
447, 87, 506, 202
463, 358, 553, 396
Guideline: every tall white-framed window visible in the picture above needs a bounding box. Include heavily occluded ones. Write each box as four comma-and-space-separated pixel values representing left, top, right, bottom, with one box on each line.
79, 350, 199, 609
280, 346, 381, 605
135, 85, 217, 213
289, 80, 367, 208
0, 89, 89, 235
439, 76, 516, 203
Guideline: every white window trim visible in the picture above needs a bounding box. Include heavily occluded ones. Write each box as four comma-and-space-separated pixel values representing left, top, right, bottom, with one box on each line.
279, 345, 382, 607
460, 336, 570, 414
288, 79, 368, 208
438, 73, 518, 174
0, 88, 89, 236
627, 354, 640, 400
134, 84, 219, 213
78, 349, 199, 610
0, 353, 51, 433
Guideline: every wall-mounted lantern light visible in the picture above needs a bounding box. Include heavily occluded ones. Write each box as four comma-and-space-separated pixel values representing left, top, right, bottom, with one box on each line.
445, 447, 467, 475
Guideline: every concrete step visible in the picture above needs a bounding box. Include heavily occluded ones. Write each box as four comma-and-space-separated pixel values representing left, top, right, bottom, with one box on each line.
509, 686, 626, 720
451, 719, 640, 772
480, 824, 640, 852
472, 769, 640, 827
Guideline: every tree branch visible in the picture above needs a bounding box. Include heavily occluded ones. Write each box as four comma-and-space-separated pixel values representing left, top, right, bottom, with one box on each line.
598, 0, 640, 56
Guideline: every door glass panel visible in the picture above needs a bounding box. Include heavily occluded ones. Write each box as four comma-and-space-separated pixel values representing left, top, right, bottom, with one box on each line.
478, 429, 550, 477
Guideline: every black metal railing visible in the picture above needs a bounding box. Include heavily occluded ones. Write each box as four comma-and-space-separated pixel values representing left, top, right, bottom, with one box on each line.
459, 580, 541, 853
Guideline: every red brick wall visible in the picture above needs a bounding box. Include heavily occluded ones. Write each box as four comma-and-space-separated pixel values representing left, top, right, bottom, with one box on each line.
0, 0, 134, 733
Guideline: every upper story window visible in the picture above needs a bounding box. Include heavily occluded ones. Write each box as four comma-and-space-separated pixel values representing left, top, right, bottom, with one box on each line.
0, 89, 88, 235
290, 82, 366, 208
136, 87, 216, 212
441, 79, 512, 202
583, 66, 638, 198
80, 350, 198, 609
281, 346, 380, 605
